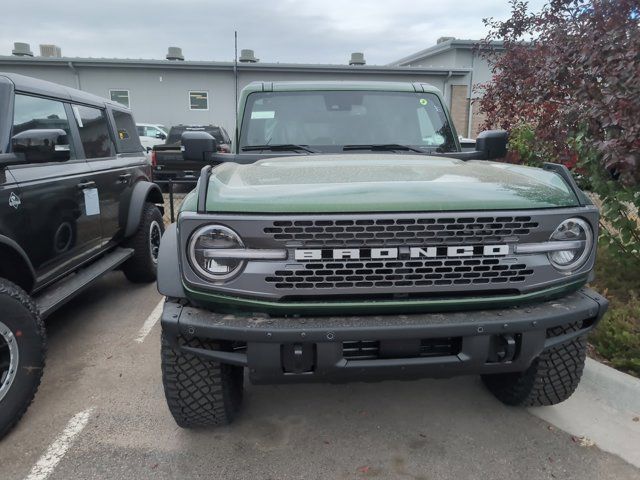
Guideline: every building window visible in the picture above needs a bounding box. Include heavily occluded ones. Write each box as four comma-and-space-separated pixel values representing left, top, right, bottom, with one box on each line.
189, 91, 209, 110
110, 90, 130, 108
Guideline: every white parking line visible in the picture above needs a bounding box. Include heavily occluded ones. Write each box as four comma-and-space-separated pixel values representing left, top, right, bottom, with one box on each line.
25, 408, 94, 480
134, 299, 164, 343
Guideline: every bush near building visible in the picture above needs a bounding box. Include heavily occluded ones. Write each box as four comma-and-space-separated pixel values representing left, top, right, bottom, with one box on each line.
477, 0, 640, 375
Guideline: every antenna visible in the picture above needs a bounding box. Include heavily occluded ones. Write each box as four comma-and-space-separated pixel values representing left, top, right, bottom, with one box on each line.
234, 31, 239, 149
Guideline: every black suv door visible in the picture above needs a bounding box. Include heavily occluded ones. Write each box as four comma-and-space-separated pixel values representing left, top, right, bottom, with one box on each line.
72, 105, 148, 246
7, 94, 102, 286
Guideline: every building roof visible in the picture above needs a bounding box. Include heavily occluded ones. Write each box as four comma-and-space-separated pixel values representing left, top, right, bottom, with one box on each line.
0, 55, 470, 77
389, 38, 503, 67
244, 80, 443, 94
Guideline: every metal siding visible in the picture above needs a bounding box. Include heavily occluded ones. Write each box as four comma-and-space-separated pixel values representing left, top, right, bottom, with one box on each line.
0, 64, 452, 136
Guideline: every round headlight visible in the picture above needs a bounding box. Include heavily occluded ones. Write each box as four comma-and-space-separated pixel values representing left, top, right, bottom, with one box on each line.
188, 225, 245, 282
548, 218, 593, 272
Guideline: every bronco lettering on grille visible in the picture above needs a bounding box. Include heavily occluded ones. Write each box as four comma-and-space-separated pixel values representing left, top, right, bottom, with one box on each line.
294, 245, 509, 261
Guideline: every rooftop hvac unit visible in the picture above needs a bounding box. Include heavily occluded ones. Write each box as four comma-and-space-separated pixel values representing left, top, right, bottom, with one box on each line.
40, 44, 62, 58
166, 47, 184, 61
12, 42, 33, 57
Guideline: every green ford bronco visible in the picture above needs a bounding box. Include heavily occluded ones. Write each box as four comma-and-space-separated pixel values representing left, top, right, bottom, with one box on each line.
157, 81, 607, 427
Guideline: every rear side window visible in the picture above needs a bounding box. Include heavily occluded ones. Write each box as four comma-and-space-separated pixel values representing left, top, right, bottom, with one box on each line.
12, 94, 76, 161
72, 105, 115, 159
112, 110, 142, 153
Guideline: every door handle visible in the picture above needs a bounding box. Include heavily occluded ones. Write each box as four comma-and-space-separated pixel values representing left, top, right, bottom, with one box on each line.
118, 173, 132, 183
77, 181, 96, 190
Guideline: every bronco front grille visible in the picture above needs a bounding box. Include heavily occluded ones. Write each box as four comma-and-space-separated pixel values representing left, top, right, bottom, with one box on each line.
263, 216, 539, 247
266, 257, 534, 290
179, 209, 592, 301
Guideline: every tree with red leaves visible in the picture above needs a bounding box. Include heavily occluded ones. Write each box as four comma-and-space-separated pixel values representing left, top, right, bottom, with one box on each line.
479, 0, 640, 259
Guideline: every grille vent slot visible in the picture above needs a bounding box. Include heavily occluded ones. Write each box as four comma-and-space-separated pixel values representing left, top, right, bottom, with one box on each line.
266, 258, 534, 290
263, 216, 539, 247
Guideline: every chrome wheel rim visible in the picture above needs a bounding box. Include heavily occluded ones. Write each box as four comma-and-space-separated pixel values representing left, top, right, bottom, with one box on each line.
149, 220, 162, 264
0, 320, 19, 403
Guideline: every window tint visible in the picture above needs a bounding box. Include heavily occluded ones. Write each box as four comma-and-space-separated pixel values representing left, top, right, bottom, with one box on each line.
189, 91, 208, 110
112, 110, 142, 153
110, 90, 130, 108
72, 105, 115, 159
12, 94, 75, 161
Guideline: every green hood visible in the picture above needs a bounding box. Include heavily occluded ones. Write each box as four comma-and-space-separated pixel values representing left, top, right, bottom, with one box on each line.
183, 154, 579, 214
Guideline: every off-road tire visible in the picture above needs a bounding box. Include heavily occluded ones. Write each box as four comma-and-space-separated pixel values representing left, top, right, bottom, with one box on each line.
122, 202, 164, 283
161, 330, 244, 428
481, 323, 587, 406
0, 279, 46, 440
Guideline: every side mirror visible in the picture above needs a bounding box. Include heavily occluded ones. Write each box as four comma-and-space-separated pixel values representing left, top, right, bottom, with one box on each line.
181, 131, 217, 161
156, 132, 166, 140
475, 130, 508, 160
12, 129, 71, 163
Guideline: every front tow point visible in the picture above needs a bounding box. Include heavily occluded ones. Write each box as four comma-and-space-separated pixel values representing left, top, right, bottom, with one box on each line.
282, 343, 316, 373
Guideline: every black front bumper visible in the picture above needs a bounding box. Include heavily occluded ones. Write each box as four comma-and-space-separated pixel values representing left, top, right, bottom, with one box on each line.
161, 288, 607, 384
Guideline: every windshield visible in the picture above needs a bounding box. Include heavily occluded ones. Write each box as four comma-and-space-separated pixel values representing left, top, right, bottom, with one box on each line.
239, 90, 457, 153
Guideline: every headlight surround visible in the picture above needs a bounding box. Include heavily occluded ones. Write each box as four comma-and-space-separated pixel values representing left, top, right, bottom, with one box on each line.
548, 217, 593, 272
188, 225, 245, 282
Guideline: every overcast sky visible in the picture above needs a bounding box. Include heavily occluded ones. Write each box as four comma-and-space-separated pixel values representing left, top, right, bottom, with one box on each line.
1, 0, 546, 65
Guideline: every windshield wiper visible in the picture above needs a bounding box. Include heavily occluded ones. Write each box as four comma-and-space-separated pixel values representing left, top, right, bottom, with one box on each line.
242, 144, 318, 153
343, 144, 427, 153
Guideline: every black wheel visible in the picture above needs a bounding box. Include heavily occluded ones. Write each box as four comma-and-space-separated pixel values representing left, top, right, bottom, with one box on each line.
161, 329, 244, 428
122, 202, 164, 283
0, 279, 46, 440
482, 323, 587, 406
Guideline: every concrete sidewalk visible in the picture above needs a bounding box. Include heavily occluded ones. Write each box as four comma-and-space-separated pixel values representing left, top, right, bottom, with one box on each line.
530, 358, 640, 468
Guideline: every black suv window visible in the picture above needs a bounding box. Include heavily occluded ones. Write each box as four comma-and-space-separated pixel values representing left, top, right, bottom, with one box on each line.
112, 110, 142, 153
12, 94, 75, 161
72, 105, 115, 159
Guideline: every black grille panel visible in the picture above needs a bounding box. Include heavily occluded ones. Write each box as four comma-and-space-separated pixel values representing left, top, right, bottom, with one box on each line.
266, 258, 534, 290
342, 338, 462, 360
263, 216, 539, 247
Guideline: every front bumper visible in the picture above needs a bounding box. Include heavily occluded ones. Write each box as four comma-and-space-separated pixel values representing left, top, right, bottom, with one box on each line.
161, 288, 607, 384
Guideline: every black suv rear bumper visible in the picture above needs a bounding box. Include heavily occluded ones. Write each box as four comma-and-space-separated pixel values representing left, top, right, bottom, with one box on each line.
161, 288, 607, 384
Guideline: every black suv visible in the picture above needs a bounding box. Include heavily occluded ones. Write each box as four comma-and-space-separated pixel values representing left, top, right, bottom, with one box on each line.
0, 73, 164, 438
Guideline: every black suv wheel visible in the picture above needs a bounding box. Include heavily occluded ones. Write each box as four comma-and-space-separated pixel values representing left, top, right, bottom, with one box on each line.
122, 202, 164, 283
161, 329, 244, 428
482, 323, 587, 406
0, 279, 46, 439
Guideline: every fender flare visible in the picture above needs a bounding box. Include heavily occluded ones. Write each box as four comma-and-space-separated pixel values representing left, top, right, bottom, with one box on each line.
0, 234, 36, 292
156, 223, 185, 298
124, 181, 164, 238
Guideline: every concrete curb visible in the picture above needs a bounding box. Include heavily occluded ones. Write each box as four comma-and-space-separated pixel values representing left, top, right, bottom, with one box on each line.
529, 358, 640, 468
581, 358, 640, 413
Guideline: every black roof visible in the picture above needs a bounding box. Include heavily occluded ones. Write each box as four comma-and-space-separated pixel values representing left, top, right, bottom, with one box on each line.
0, 72, 128, 110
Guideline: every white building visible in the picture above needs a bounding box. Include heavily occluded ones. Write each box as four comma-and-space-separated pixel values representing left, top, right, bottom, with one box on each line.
0, 38, 497, 138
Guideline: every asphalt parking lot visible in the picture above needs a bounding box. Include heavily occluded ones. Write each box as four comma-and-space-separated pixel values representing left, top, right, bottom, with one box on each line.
0, 272, 638, 480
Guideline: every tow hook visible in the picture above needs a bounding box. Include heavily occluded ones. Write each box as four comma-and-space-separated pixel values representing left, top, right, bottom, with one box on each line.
488, 334, 518, 363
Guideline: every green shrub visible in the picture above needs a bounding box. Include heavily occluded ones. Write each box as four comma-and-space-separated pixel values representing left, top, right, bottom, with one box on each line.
589, 243, 640, 377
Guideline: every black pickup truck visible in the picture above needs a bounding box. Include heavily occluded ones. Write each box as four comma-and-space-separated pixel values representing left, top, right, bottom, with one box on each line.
152, 125, 231, 186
